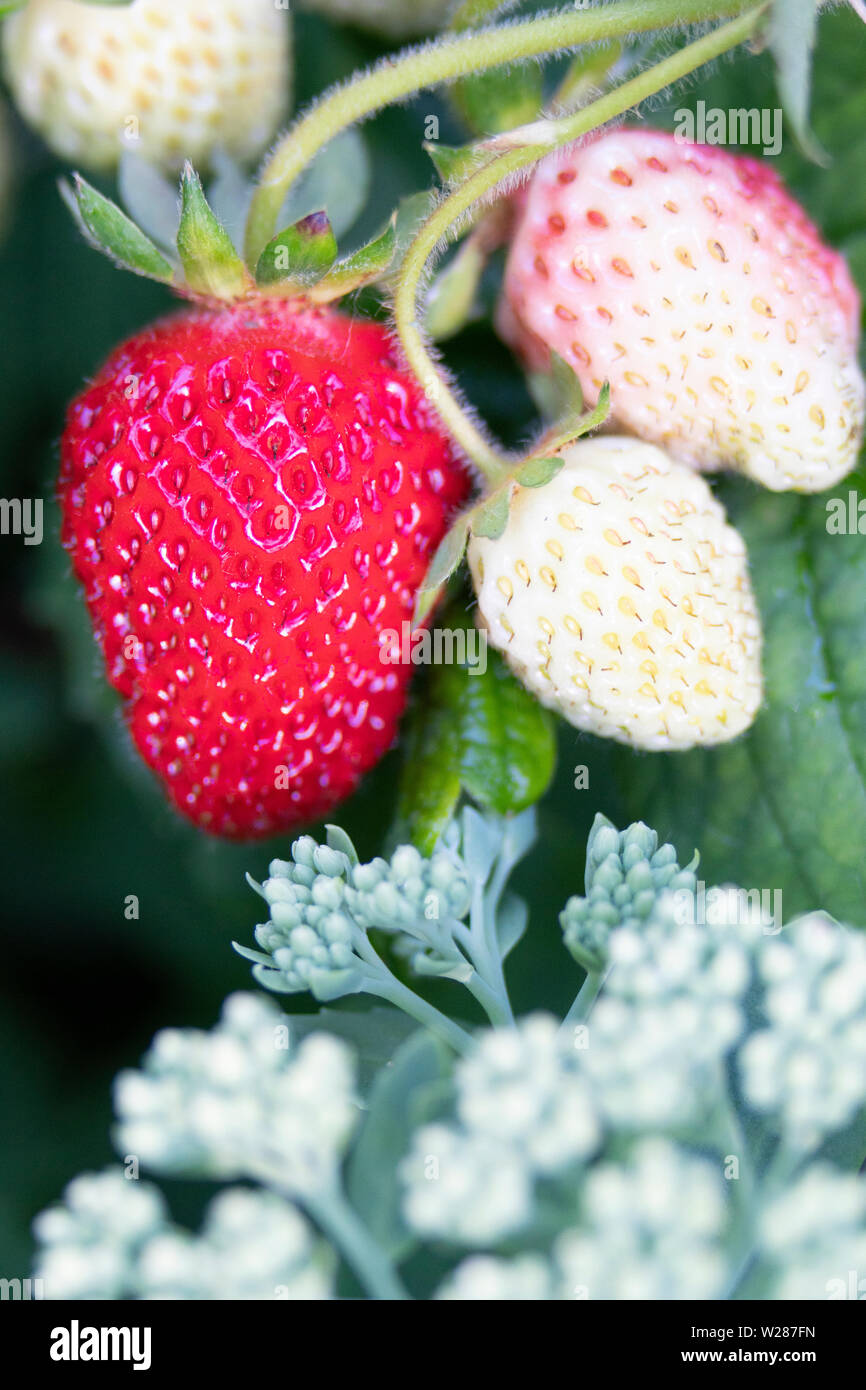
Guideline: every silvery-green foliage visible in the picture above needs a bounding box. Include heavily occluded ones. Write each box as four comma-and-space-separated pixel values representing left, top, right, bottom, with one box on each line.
32, 813, 866, 1301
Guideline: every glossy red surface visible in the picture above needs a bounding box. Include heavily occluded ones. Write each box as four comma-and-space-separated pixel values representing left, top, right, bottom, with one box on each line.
60, 299, 468, 838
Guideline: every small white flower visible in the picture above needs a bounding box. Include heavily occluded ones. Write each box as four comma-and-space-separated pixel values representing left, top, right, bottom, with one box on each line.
32, 1168, 167, 1300
555, 1140, 728, 1300
456, 1014, 599, 1173
113, 994, 359, 1193
401, 1124, 532, 1245
138, 1189, 332, 1301
739, 914, 866, 1150
759, 1165, 866, 1300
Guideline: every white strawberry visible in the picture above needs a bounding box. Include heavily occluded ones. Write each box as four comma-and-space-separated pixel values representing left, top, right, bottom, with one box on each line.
297, 0, 454, 39
498, 128, 865, 493
467, 435, 763, 751
2, 0, 291, 171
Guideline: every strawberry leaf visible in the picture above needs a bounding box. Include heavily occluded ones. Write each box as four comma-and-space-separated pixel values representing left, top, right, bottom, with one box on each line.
117, 152, 181, 253
767, 0, 828, 165
616, 474, 866, 927
255, 211, 339, 292
60, 175, 174, 284
177, 164, 253, 300
397, 612, 557, 854
346, 1030, 450, 1257
450, 49, 543, 137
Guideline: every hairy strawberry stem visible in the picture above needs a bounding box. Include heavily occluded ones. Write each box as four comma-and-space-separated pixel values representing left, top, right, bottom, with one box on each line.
393, 6, 768, 479
244, 0, 761, 266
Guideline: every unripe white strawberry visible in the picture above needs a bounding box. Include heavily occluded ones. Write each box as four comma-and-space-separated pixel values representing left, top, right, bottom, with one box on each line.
298, 0, 453, 39
2, 0, 291, 171
468, 436, 763, 751
499, 129, 865, 493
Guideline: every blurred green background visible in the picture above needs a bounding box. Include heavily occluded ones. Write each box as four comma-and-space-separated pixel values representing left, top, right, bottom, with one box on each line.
1, 5, 864, 1275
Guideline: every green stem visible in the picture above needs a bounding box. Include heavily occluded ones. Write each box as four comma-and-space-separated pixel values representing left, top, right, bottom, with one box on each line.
469, 877, 516, 1025
393, 5, 768, 478
352, 932, 475, 1053
305, 1186, 409, 1300
464, 967, 513, 1027
562, 966, 607, 1029
372, 974, 476, 1054
244, 0, 760, 265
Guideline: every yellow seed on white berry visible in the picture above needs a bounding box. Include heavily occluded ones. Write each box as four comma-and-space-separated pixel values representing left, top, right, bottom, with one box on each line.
468, 436, 763, 751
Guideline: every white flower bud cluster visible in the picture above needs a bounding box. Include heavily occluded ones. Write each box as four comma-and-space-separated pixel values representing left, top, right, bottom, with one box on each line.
739, 912, 866, 1151
33, 1169, 166, 1300
245, 828, 474, 996
758, 1165, 866, 1301
348, 842, 473, 977
250, 837, 363, 997
560, 814, 697, 971
33, 1170, 332, 1301
401, 1124, 533, 1244
113, 993, 358, 1195
582, 901, 750, 1129
137, 1189, 333, 1301
555, 1139, 728, 1300
401, 1015, 599, 1243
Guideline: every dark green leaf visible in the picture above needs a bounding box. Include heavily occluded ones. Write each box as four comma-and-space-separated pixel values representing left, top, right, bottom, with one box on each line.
424, 141, 489, 185
540, 380, 611, 457
397, 611, 557, 853
451, 63, 544, 137
616, 476, 866, 927
553, 40, 623, 109
426, 234, 486, 341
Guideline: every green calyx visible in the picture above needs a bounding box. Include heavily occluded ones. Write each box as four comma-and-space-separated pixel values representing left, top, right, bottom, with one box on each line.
60, 162, 399, 307
413, 369, 611, 625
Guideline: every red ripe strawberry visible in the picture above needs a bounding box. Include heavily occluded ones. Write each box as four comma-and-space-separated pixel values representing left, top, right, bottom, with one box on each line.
60, 299, 467, 839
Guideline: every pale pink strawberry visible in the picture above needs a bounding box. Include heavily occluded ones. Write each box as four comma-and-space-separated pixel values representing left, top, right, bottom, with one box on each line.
498, 128, 865, 492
